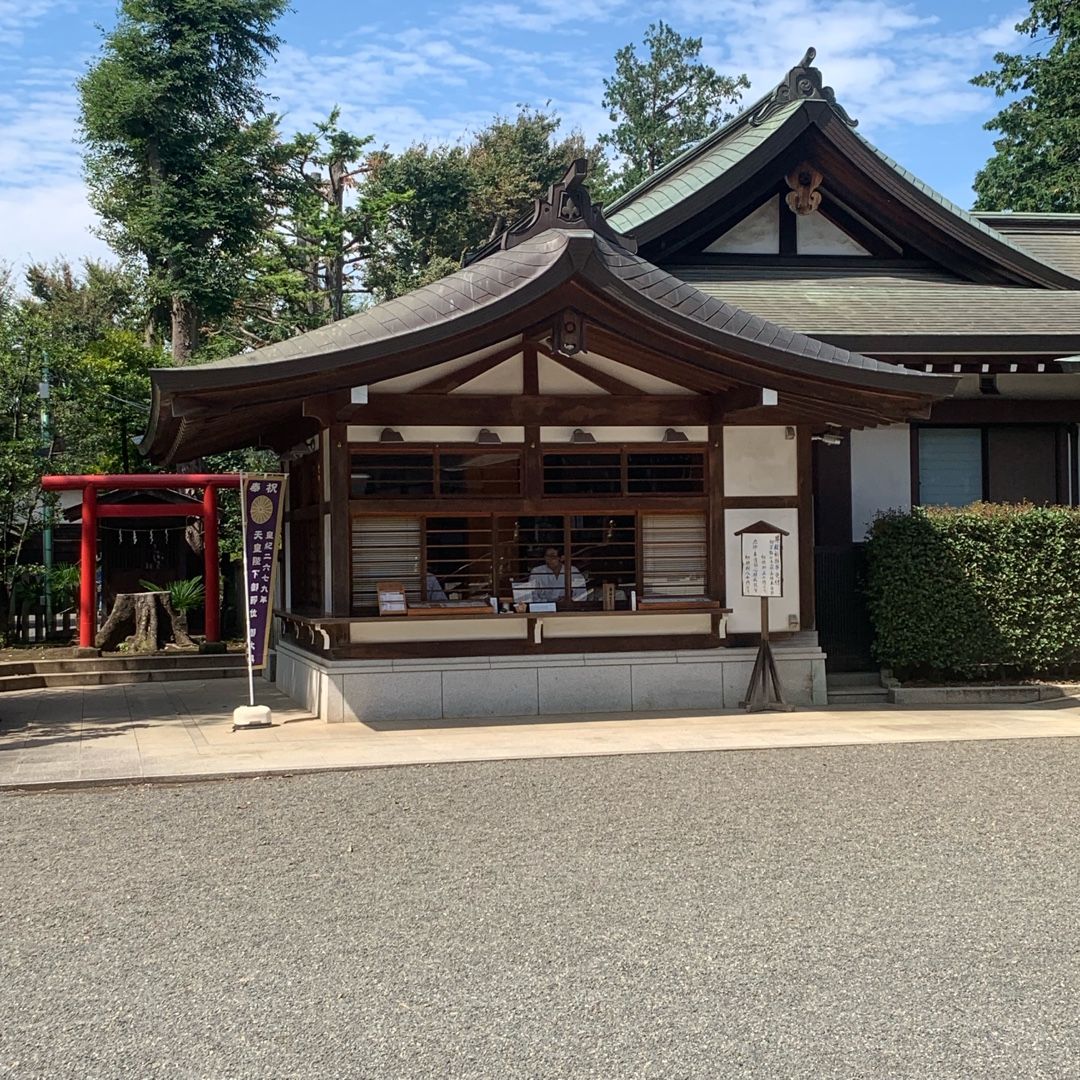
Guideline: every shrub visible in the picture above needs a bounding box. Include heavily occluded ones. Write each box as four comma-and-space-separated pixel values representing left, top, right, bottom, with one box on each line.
865, 503, 1080, 680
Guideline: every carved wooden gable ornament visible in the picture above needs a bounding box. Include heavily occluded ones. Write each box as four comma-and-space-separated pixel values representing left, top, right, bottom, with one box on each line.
472, 158, 636, 261
748, 47, 859, 129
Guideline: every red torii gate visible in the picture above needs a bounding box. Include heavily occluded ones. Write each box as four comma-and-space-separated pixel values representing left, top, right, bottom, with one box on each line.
40, 474, 242, 651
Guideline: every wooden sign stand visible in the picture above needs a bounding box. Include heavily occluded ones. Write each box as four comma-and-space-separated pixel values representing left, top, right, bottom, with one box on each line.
735, 520, 793, 713
739, 594, 793, 712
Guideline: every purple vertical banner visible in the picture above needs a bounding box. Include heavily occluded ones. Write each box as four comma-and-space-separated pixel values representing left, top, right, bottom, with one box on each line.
242, 474, 287, 670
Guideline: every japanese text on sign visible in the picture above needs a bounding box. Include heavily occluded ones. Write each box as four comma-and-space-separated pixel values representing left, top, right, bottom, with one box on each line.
741, 532, 783, 598
241, 474, 287, 670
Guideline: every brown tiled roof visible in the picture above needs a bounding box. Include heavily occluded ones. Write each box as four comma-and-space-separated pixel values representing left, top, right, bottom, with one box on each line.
144, 230, 949, 462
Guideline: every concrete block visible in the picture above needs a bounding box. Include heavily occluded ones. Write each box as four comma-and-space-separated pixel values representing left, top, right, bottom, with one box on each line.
342, 671, 443, 723
441, 667, 538, 718
722, 661, 757, 709
631, 662, 724, 712
774, 659, 819, 707
324, 674, 345, 723
538, 664, 632, 715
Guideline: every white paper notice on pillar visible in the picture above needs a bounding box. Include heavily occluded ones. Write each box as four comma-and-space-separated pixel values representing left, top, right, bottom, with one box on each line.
735, 520, 789, 598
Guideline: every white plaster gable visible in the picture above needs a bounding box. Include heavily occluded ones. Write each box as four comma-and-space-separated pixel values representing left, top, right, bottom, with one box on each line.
451, 355, 523, 394
705, 195, 780, 255
538, 355, 609, 395
797, 211, 870, 256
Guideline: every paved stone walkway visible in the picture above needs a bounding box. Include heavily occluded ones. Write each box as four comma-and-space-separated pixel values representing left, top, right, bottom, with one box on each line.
1, 679, 1078, 788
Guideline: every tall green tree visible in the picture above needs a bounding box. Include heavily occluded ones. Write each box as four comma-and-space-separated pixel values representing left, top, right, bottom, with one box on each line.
78, 0, 288, 362
972, 2, 1080, 211
362, 107, 606, 301
600, 22, 749, 198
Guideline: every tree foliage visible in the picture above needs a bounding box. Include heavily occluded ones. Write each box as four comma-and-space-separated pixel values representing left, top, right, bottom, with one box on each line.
208, 110, 405, 354
0, 262, 158, 590
972, 1, 1080, 211
78, 0, 288, 362
362, 107, 607, 301
600, 22, 749, 198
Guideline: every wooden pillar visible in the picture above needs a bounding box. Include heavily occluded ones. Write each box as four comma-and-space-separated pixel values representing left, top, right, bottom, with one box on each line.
202, 485, 220, 642
327, 424, 352, 616
706, 422, 725, 606
797, 426, 815, 631
79, 486, 98, 649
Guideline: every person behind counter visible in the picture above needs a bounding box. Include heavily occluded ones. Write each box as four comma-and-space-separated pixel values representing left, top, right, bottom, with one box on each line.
528, 546, 587, 602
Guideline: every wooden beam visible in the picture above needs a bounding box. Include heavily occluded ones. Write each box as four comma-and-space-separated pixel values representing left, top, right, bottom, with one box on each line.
707, 423, 725, 606
929, 399, 1080, 424
586, 324, 735, 393
302, 391, 348, 427
541, 347, 646, 396
523, 342, 539, 396
327, 424, 352, 617
344, 394, 716, 426
796, 426, 815, 632
412, 343, 522, 394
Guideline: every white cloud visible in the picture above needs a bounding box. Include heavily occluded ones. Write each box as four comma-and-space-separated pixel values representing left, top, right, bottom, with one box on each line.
0, 0, 72, 48
671, 0, 1025, 131
0, 179, 111, 276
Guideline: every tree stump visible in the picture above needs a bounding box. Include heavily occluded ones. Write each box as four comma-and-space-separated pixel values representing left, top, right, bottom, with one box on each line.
95, 592, 194, 652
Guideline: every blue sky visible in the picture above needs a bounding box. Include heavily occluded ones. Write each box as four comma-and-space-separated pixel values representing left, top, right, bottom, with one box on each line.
0, 0, 1031, 275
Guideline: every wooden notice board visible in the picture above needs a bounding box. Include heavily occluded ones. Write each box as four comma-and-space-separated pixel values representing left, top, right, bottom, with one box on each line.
737, 521, 788, 598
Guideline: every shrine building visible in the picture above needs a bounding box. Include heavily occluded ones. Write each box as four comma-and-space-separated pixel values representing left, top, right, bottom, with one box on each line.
142, 49, 1080, 720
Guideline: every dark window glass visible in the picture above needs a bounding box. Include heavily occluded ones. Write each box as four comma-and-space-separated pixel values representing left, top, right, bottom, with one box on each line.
439, 452, 521, 497
917, 429, 981, 507
351, 453, 434, 497
627, 452, 705, 494
542, 453, 621, 495
568, 515, 636, 608
424, 517, 494, 600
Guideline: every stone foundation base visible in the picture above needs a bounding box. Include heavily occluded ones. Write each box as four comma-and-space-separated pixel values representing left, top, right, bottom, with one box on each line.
275, 641, 828, 723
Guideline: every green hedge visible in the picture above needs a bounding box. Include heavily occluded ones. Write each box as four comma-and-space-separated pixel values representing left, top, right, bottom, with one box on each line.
865, 504, 1080, 679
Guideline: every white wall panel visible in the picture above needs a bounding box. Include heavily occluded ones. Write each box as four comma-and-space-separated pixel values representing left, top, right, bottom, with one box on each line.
850, 425, 911, 541
723, 426, 797, 496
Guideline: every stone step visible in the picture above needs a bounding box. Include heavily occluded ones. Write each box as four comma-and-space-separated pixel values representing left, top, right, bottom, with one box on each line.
0, 653, 246, 677
0, 667, 247, 693
827, 686, 891, 706
827, 671, 883, 688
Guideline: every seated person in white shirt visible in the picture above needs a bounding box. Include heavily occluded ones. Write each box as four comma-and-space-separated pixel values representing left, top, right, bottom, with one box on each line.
528, 546, 587, 602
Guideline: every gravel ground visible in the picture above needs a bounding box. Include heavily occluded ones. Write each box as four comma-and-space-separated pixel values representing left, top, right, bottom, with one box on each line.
2, 740, 1079, 1080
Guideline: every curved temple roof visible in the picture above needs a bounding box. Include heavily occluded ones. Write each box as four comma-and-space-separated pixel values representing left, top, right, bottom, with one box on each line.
144, 226, 952, 464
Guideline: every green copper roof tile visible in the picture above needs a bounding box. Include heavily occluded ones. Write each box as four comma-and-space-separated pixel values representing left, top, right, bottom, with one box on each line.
607, 104, 800, 234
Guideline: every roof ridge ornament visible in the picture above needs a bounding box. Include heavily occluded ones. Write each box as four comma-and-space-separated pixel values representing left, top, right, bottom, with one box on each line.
748, 47, 858, 129
464, 159, 635, 265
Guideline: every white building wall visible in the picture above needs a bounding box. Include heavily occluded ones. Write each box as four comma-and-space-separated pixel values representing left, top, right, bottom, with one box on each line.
723, 426, 797, 496
850, 425, 911, 542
